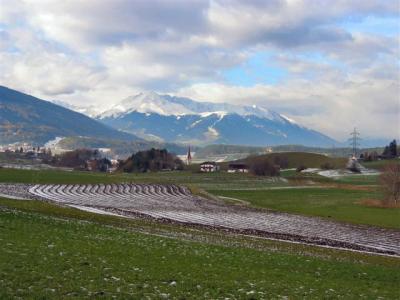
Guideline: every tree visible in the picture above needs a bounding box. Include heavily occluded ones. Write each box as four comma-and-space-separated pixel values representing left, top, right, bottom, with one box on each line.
389, 140, 397, 157
273, 156, 288, 169
97, 158, 112, 172
382, 146, 391, 157
55, 149, 97, 169
382, 140, 398, 158
249, 158, 280, 176
119, 148, 183, 173
380, 163, 400, 206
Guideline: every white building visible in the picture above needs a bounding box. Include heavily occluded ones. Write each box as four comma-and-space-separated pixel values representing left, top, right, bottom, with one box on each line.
228, 163, 249, 173
200, 161, 219, 172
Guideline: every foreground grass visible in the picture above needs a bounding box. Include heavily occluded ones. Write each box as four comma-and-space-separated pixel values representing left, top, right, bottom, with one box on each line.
209, 188, 400, 229
0, 200, 399, 299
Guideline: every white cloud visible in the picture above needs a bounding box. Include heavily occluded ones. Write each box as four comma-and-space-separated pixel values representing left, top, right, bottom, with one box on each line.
176, 73, 400, 141
0, 0, 398, 140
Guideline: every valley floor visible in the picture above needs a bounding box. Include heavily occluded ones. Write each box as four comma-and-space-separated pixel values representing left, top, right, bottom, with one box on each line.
0, 183, 399, 255
0, 167, 399, 298
1, 201, 399, 299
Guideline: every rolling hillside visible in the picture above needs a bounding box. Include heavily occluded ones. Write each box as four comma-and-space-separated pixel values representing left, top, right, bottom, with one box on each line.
57, 136, 188, 158
0, 86, 138, 145
222, 152, 347, 170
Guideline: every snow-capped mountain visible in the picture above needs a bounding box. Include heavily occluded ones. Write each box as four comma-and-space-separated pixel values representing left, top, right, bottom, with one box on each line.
51, 100, 102, 118
96, 92, 337, 147
98, 91, 285, 121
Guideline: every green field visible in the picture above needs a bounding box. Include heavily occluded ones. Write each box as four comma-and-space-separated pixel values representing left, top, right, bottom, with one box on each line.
361, 159, 400, 170
0, 168, 288, 190
210, 187, 400, 229
242, 152, 347, 169
334, 174, 380, 185
1, 168, 398, 228
1, 165, 399, 298
0, 200, 399, 299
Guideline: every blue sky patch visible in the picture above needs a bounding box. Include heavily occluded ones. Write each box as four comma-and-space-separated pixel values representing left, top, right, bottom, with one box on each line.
223, 53, 287, 86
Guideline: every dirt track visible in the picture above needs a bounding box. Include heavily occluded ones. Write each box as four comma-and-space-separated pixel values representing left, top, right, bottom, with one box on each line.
1, 183, 399, 256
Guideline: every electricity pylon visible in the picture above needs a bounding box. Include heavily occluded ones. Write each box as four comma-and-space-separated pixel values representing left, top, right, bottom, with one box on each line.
349, 127, 361, 157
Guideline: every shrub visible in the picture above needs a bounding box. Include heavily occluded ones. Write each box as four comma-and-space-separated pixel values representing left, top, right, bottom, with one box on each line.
320, 162, 334, 170
380, 163, 400, 206
296, 165, 307, 172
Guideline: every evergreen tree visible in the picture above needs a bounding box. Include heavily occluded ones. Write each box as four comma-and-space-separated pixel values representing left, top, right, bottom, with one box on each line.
383, 146, 388, 156
389, 140, 397, 157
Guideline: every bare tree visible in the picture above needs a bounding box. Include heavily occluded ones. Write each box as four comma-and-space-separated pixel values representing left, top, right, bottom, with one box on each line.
380, 163, 400, 206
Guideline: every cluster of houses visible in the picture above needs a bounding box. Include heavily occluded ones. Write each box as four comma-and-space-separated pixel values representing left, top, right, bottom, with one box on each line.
0, 144, 51, 159
85, 158, 119, 173
0, 143, 46, 154
199, 161, 249, 173
186, 146, 249, 173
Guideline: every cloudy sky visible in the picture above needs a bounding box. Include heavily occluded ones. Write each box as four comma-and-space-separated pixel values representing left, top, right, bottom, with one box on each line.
0, 0, 399, 141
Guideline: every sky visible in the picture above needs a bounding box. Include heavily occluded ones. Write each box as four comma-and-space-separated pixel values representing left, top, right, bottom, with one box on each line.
0, 0, 399, 141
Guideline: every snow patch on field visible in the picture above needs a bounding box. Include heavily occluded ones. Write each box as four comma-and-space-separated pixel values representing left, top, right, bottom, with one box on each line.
68, 205, 126, 217
301, 168, 381, 178
1, 183, 398, 255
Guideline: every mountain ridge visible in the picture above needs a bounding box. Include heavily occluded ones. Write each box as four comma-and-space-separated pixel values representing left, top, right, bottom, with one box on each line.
98, 91, 292, 123
0, 86, 140, 145
96, 92, 337, 147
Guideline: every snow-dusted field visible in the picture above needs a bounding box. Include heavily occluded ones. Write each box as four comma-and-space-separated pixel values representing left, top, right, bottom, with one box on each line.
301, 167, 381, 178
1, 183, 399, 255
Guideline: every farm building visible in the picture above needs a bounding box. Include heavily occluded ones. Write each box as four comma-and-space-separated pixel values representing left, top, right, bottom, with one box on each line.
228, 163, 249, 173
200, 161, 219, 172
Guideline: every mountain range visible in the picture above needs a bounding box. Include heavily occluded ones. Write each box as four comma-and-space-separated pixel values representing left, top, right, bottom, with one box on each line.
96, 91, 337, 147
1, 86, 391, 149
0, 86, 138, 145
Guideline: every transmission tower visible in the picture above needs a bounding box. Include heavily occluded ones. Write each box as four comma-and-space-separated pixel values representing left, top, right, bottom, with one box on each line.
349, 127, 361, 157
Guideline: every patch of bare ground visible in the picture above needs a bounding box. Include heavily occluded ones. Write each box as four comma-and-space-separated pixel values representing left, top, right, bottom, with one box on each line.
359, 199, 400, 208
332, 184, 374, 191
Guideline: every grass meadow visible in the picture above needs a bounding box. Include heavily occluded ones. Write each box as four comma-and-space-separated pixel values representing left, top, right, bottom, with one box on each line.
1, 200, 399, 299
0, 165, 399, 298
209, 187, 400, 229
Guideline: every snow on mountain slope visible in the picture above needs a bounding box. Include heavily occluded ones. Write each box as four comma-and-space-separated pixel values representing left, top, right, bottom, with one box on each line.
98, 91, 284, 121
51, 100, 103, 118
99, 91, 194, 118
31, 90, 336, 147
96, 92, 338, 147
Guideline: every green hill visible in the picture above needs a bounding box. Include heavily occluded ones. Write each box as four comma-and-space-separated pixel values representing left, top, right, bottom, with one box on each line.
0, 86, 139, 144
224, 152, 347, 170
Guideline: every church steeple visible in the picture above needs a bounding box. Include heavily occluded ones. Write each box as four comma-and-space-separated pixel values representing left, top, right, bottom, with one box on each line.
187, 145, 192, 165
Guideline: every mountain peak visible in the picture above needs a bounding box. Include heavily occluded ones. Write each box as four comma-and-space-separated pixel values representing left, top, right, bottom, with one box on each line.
138, 90, 161, 98
102, 91, 195, 118
99, 91, 288, 123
